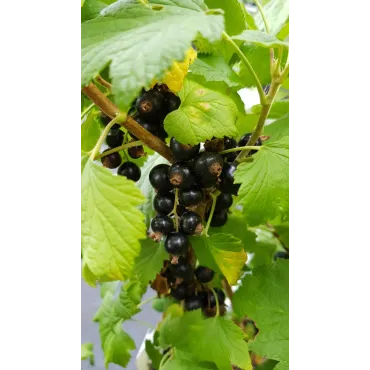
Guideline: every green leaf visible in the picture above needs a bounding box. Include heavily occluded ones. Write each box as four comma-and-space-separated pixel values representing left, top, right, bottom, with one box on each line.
81, 155, 146, 282
81, 114, 102, 152
251, 101, 289, 120
81, 0, 107, 22
164, 79, 238, 145
232, 30, 288, 48
273, 224, 289, 249
81, 342, 95, 366
254, 359, 279, 370
255, 0, 289, 36
190, 54, 242, 88
233, 260, 289, 364
81, 1, 224, 110
192, 234, 246, 285
152, 297, 176, 312
146, 340, 163, 369
274, 362, 289, 370
163, 350, 217, 369
263, 114, 289, 142
134, 238, 168, 286
160, 310, 252, 369
99, 281, 120, 298
136, 153, 169, 226
235, 136, 289, 226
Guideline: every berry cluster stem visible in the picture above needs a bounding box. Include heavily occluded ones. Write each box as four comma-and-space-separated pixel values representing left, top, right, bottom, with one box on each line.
203, 192, 219, 236
209, 287, 220, 317
94, 140, 143, 160
219, 145, 262, 155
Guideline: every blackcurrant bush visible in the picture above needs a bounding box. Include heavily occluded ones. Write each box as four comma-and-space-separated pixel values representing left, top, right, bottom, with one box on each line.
168, 163, 195, 190
180, 211, 202, 235
153, 192, 175, 215
195, 266, 214, 283
208, 288, 226, 307
164, 92, 181, 113
170, 138, 200, 161
178, 187, 204, 207
184, 295, 205, 311
100, 112, 121, 130
105, 128, 124, 148
207, 209, 228, 227
274, 251, 289, 260
223, 136, 238, 162
218, 162, 240, 195
117, 162, 141, 182
128, 145, 145, 159
170, 282, 188, 300
164, 232, 190, 256
215, 193, 233, 212
171, 257, 193, 282
151, 215, 174, 235
101, 149, 122, 169
136, 90, 166, 122
149, 164, 174, 193
238, 133, 262, 155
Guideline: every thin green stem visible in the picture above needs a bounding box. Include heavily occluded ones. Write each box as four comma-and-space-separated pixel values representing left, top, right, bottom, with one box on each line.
255, 0, 270, 33
174, 189, 179, 232
280, 63, 289, 82
204, 193, 218, 236
130, 318, 156, 330
220, 145, 262, 155
222, 32, 266, 105
275, 46, 284, 74
210, 287, 220, 317
90, 114, 127, 160
137, 295, 157, 308
94, 140, 142, 160
159, 350, 172, 370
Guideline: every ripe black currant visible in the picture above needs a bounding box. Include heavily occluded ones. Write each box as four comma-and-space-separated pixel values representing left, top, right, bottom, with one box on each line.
238, 133, 262, 155
128, 145, 145, 159
215, 193, 233, 212
194, 152, 223, 188
170, 138, 200, 161
149, 164, 174, 193
171, 257, 193, 282
135, 115, 159, 136
117, 162, 141, 182
105, 128, 124, 148
184, 295, 205, 311
168, 163, 195, 190
207, 209, 228, 227
195, 266, 214, 283
274, 251, 289, 260
208, 288, 226, 308
157, 124, 168, 141
170, 282, 188, 300
164, 232, 190, 256
178, 187, 204, 207
222, 136, 238, 162
164, 92, 181, 113
180, 211, 203, 235
151, 215, 174, 235
218, 162, 240, 195
101, 149, 122, 169
153, 192, 175, 215
136, 90, 166, 122
100, 112, 121, 130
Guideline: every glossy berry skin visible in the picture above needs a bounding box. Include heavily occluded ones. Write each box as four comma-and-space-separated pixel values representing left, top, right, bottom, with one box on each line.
170, 138, 200, 161
195, 266, 214, 283
223, 136, 238, 162
274, 251, 289, 260
153, 192, 175, 215
164, 92, 181, 113
178, 187, 204, 207
194, 152, 223, 187
180, 211, 202, 235
208, 209, 228, 227
215, 193, 233, 212
101, 149, 122, 169
106, 129, 124, 148
168, 163, 195, 190
170, 283, 188, 300
136, 90, 166, 123
184, 295, 205, 311
218, 162, 240, 195
100, 112, 121, 130
151, 215, 174, 235
117, 162, 141, 182
164, 232, 190, 256
208, 288, 226, 308
149, 164, 174, 193
135, 115, 159, 136
238, 133, 262, 155
128, 145, 145, 159
171, 257, 193, 282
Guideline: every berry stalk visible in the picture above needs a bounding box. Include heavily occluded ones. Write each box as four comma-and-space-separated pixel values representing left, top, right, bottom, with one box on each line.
209, 287, 220, 317
203, 192, 220, 236
220, 145, 262, 155
94, 140, 142, 160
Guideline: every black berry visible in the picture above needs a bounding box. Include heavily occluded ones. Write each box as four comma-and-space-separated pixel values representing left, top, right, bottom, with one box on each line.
208, 209, 228, 227
208, 288, 226, 308
238, 133, 262, 155
195, 266, 214, 283
157, 124, 168, 141
215, 193, 233, 212
168, 163, 195, 190
153, 192, 175, 215
136, 90, 166, 122
184, 295, 205, 311
178, 187, 204, 207
164, 92, 181, 113
223, 136, 238, 162
117, 162, 141, 182
171, 257, 193, 282
218, 162, 240, 195
170, 138, 200, 161
151, 215, 174, 235
170, 283, 188, 300
101, 149, 122, 169
100, 112, 121, 130
149, 164, 174, 193
106, 129, 124, 148
135, 115, 159, 136
274, 251, 289, 260
164, 232, 190, 256
128, 145, 145, 159
180, 211, 202, 235
194, 152, 223, 187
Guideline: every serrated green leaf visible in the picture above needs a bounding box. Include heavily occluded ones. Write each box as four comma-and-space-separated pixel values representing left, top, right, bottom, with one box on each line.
255, 0, 289, 36
235, 136, 289, 226
192, 233, 246, 285
146, 340, 163, 369
163, 350, 217, 370
264, 114, 289, 142
233, 260, 289, 364
81, 114, 102, 152
81, 1, 224, 110
276, 19, 289, 41
81, 155, 146, 282
233, 30, 288, 48
134, 238, 168, 285
160, 310, 252, 370
81, 0, 107, 22
81, 342, 95, 366
99, 281, 120, 298
164, 79, 238, 145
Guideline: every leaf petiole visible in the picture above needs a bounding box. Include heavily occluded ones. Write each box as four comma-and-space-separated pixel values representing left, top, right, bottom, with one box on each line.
220, 145, 262, 155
